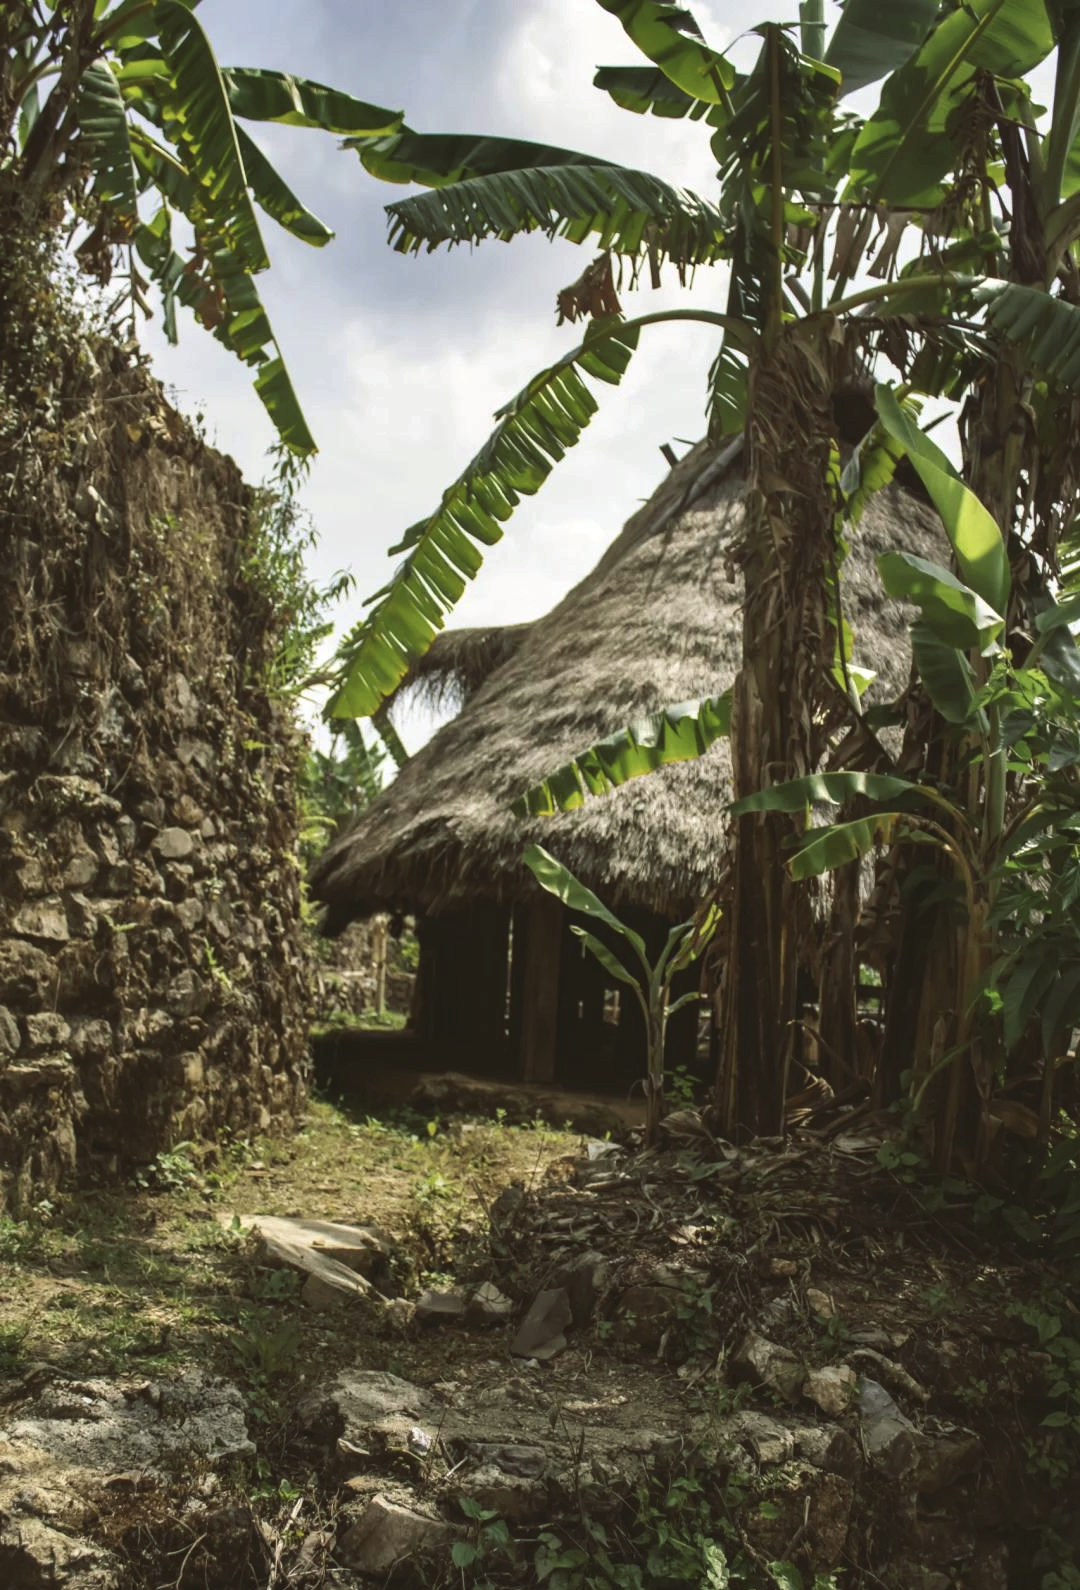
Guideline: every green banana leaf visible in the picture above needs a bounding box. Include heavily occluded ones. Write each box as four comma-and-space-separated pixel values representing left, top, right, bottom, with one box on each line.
910, 622, 981, 725
878, 551, 1005, 654
570, 928, 644, 998
840, 415, 908, 525
382, 164, 727, 274
156, 0, 269, 273
346, 130, 600, 187
999, 941, 1061, 1049
1035, 592, 1080, 635
78, 59, 138, 222
222, 66, 401, 135
846, 0, 1055, 205
788, 812, 917, 879
524, 843, 649, 967
824, 0, 939, 95
592, 63, 719, 121
252, 356, 317, 456
235, 126, 334, 246
595, 0, 735, 103
979, 280, 1080, 389
874, 384, 1010, 615
664, 900, 721, 976
327, 318, 640, 719
1041, 963, 1080, 1050
133, 191, 315, 453
729, 770, 920, 818
1046, 6, 1080, 201
513, 693, 732, 818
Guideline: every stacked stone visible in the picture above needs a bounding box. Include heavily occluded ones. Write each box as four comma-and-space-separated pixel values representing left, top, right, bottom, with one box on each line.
0, 350, 311, 1211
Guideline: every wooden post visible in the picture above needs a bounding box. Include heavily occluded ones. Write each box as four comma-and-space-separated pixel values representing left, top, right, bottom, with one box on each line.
373, 915, 388, 1017
518, 893, 563, 1082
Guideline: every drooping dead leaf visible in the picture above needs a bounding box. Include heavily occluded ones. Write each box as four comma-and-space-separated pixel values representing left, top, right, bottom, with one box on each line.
556, 251, 622, 326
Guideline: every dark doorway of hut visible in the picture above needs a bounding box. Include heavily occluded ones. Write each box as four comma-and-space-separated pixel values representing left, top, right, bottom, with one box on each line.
312, 899, 710, 1118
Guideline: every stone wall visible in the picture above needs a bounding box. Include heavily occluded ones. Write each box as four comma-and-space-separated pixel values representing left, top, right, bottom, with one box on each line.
316, 917, 416, 1021
0, 339, 311, 1212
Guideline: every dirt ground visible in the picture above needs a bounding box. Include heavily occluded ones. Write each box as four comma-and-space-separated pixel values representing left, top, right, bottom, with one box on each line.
1, 1086, 1078, 1589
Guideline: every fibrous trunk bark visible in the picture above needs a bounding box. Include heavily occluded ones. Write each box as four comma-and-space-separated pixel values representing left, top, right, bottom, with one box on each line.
714, 328, 843, 1137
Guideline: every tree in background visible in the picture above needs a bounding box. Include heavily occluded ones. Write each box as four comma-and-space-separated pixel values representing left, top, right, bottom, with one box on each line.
330, 0, 1080, 1179
299, 719, 385, 871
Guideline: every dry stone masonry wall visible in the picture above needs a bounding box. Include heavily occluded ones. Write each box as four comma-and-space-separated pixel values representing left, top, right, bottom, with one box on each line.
0, 339, 311, 1211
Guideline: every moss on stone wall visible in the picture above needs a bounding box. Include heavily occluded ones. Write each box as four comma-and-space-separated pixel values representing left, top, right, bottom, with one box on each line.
0, 323, 312, 1211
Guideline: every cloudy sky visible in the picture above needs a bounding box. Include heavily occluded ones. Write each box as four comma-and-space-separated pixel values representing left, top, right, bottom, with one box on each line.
142, 0, 784, 744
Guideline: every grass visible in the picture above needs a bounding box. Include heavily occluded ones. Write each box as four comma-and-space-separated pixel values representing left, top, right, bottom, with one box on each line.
0, 1095, 576, 1411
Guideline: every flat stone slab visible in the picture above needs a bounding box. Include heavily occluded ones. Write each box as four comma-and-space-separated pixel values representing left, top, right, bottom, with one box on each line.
1, 1372, 254, 1481
511, 1287, 572, 1360
223, 1214, 391, 1303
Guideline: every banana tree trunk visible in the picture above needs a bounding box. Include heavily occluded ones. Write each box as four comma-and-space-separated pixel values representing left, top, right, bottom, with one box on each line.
714, 331, 841, 1137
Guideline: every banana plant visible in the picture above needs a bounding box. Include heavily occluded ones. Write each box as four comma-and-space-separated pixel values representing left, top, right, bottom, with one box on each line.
524, 844, 719, 1146
2, 0, 403, 454
326, 0, 955, 721
732, 385, 1080, 1166
326, 0, 1080, 1163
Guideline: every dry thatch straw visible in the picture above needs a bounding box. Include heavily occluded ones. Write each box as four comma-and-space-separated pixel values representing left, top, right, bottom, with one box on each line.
391, 622, 534, 715
312, 441, 947, 925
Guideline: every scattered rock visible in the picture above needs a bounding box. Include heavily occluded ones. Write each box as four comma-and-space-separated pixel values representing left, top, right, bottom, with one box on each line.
613, 1281, 682, 1349
549, 1250, 610, 1328
336, 1493, 451, 1574
304, 1372, 432, 1452
465, 1283, 514, 1326
455, 1463, 547, 1522
301, 1272, 352, 1313
0, 1006, 20, 1058
23, 1014, 71, 1055
511, 1288, 572, 1361
732, 1331, 804, 1402
719, 1410, 795, 1466
415, 1290, 468, 1326
803, 1363, 857, 1417
806, 1287, 835, 1317
0, 1513, 120, 1590
1, 1372, 253, 1480
914, 1430, 983, 1494
0, 941, 54, 1005
796, 1424, 861, 1480
858, 1377, 917, 1476
384, 1298, 416, 1331
490, 1183, 526, 1226
848, 1346, 929, 1404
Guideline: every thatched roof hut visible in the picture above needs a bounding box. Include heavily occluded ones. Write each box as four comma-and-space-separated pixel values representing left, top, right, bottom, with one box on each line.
316, 442, 944, 914
312, 440, 946, 1085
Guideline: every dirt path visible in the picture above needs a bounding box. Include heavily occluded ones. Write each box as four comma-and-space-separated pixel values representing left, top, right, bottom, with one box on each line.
1, 1095, 1078, 1589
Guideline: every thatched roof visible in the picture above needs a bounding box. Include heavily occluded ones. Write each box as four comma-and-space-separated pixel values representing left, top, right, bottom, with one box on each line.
392, 622, 534, 714
312, 442, 947, 924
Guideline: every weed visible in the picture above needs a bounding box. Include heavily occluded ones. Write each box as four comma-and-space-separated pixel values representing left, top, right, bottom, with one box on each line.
1011, 1297, 1080, 1488
441, 1466, 842, 1590
248, 1268, 301, 1302
414, 1172, 451, 1205
666, 1065, 698, 1108
0, 1321, 28, 1375
0, 1215, 56, 1264
130, 1144, 199, 1193
231, 1314, 305, 1427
